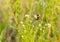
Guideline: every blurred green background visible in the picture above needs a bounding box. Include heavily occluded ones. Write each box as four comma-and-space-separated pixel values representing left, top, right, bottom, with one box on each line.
0, 0, 60, 42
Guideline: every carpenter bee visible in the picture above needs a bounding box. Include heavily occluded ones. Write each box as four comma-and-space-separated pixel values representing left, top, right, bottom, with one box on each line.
34, 14, 41, 20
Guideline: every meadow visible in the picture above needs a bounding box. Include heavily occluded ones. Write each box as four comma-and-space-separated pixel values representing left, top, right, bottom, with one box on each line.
0, 0, 60, 42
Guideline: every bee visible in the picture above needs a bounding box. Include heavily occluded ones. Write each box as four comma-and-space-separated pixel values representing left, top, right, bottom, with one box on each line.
34, 14, 41, 20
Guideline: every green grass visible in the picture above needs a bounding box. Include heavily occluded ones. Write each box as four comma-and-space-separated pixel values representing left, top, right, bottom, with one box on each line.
0, 0, 60, 42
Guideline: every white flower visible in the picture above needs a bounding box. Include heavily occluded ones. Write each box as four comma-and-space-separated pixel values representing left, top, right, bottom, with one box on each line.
22, 35, 24, 38
48, 23, 51, 28
20, 21, 25, 27
43, 30, 44, 32
20, 21, 23, 24
25, 14, 30, 18
22, 24, 25, 27
40, 28, 42, 31
45, 23, 51, 28
39, 24, 41, 27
